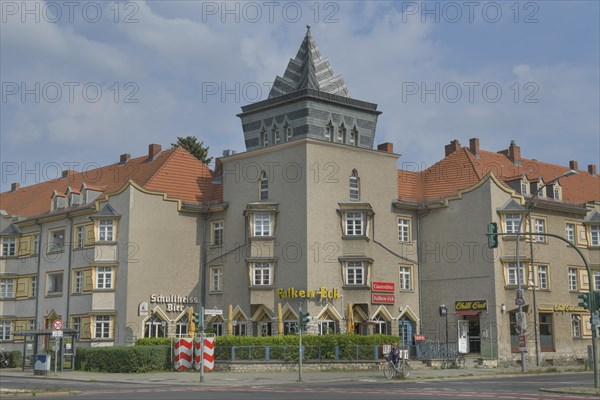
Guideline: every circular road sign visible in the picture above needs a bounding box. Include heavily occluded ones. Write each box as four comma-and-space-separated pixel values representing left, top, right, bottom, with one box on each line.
53, 319, 63, 331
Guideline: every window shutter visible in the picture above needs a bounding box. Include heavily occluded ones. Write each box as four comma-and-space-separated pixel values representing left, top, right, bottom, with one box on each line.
18, 236, 31, 256
15, 277, 28, 298
80, 316, 91, 339
84, 224, 95, 246
83, 269, 93, 292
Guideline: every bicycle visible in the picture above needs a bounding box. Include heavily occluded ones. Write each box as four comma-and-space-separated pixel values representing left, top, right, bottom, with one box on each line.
383, 346, 411, 379
441, 350, 466, 369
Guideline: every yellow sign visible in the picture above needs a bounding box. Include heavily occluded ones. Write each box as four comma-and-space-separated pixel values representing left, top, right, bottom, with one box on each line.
277, 287, 340, 299
553, 304, 582, 312
455, 300, 487, 311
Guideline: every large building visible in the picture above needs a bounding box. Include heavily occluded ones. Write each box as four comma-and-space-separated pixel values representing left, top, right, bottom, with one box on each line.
1, 28, 598, 365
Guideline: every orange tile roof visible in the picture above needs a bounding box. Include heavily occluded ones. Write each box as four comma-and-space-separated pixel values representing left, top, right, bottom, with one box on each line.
0, 147, 221, 217
398, 147, 599, 205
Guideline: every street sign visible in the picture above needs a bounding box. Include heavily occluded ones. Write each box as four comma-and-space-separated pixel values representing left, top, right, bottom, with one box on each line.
204, 309, 223, 316
518, 335, 527, 351
52, 319, 63, 331
592, 312, 600, 326
515, 289, 525, 306
52, 330, 63, 338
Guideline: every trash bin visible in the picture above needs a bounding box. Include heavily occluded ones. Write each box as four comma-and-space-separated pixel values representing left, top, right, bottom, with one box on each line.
34, 354, 50, 375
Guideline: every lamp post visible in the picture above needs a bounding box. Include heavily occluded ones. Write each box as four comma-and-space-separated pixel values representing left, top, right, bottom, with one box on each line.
514, 169, 577, 372
439, 305, 449, 363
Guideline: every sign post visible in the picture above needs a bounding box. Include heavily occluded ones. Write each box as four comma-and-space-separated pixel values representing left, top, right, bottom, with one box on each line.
52, 319, 63, 375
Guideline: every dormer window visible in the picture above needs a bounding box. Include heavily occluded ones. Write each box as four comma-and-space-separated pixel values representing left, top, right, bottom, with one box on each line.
70, 193, 81, 207
51, 191, 67, 210
349, 170, 360, 201
535, 179, 545, 197
338, 123, 346, 143
551, 182, 562, 200
520, 176, 529, 195
325, 121, 334, 140
272, 125, 280, 144
259, 171, 268, 201
284, 122, 292, 141
350, 126, 358, 146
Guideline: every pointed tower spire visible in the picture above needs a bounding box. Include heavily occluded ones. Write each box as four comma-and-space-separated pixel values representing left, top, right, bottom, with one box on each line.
268, 27, 349, 98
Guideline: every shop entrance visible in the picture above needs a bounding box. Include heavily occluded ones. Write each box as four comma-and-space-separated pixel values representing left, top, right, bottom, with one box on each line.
463, 315, 481, 354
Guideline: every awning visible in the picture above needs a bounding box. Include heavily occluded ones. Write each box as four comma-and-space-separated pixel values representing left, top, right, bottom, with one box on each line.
455, 311, 479, 316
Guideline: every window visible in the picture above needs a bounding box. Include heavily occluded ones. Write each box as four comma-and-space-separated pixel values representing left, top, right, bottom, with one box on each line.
399, 266, 412, 290
338, 124, 346, 142
283, 321, 299, 335
398, 218, 411, 242
0, 279, 14, 298
520, 180, 528, 195
553, 185, 560, 200
253, 213, 271, 237
48, 229, 65, 252
594, 271, 600, 291
568, 268, 578, 291
233, 321, 247, 336
318, 321, 337, 335
284, 122, 292, 141
350, 126, 358, 146
344, 212, 364, 236
94, 315, 111, 339
30, 276, 37, 297
72, 317, 81, 340
566, 223, 575, 243
591, 225, 600, 246
507, 262, 525, 286
344, 261, 365, 285
210, 267, 223, 292
211, 221, 224, 246
537, 265, 548, 290
0, 320, 12, 341
96, 266, 113, 289
74, 271, 83, 293
98, 220, 114, 242
325, 121, 334, 140
273, 127, 280, 144
252, 263, 272, 286
504, 214, 521, 235
572, 315, 582, 338
262, 129, 269, 147
175, 316, 189, 338
534, 218, 546, 242
259, 172, 268, 201
46, 272, 63, 295
32, 233, 39, 255
144, 314, 166, 338
373, 315, 388, 335
539, 313, 554, 352
75, 225, 85, 248
349, 170, 359, 201
1, 237, 16, 256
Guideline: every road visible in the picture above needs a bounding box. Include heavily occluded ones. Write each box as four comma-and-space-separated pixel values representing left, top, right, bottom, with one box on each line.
1, 373, 595, 399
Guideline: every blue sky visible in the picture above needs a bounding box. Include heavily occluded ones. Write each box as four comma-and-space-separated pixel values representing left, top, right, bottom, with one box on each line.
1, 0, 599, 191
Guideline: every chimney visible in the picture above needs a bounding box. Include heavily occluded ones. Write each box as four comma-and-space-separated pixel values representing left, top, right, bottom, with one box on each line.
148, 144, 162, 160
508, 140, 521, 164
569, 160, 579, 171
120, 153, 131, 164
469, 138, 480, 156
588, 164, 597, 176
444, 139, 461, 157
61, 170, 72, 179
10, 182, 20, 192
377, 142, 394, 153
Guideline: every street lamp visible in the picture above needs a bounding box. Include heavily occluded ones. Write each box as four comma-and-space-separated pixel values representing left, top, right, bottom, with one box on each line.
514, 169, 577, 372
439, 305, 449, 363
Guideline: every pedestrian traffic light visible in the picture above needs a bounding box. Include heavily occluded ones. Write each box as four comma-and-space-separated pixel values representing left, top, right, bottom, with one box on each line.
299, 311, 310, 332
487, 222, 498, 249
578, 293, 590, 310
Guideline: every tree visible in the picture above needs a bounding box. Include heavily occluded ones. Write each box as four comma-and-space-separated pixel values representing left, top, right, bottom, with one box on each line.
171, 136, 213, 165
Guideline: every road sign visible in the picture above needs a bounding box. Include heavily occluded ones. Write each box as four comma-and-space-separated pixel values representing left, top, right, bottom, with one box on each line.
518, 335, 527, 351
592, 312, 600, 326
52, 330, 63, 338
52, 319, 63, 331
204, 309, 223, 316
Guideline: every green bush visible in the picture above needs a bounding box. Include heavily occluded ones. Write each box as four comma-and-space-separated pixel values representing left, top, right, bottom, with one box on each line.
76, 346, 171, 372
135, 337, 172, 346
9, 350, 22, 368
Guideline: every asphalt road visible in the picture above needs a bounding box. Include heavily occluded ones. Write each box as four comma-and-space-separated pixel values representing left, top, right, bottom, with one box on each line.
1, 373, 595, 399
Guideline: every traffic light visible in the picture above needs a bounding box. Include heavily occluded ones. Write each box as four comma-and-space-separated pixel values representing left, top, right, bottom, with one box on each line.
487, 222, 498, 249
594, 291, 600, 312
578, 293, 590, 310
299, 311, 310, 332
193, 311, 202, 327
439, 305, 447, 317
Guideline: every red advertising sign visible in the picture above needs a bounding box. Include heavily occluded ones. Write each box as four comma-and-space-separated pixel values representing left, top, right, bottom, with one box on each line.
372, 293, 395, 304
372, 281, 395, 292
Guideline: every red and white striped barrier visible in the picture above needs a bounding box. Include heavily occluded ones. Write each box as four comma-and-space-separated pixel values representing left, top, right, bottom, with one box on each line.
173, 338, 193, 371
194, 336, 215, 371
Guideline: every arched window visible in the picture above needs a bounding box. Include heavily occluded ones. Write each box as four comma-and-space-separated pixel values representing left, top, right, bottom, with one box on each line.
338, 123, 346, 143
260, 171, 268, 201
272, 124, 280, 144
325, 121, 334, 141
349, 169, 360, 201
350, 126, 358, 146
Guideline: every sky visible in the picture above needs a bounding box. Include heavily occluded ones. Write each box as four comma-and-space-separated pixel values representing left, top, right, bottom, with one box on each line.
1, 0, 599, 192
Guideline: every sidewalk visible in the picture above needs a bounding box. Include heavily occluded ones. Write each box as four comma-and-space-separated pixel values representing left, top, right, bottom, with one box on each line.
0, 364, 594, 391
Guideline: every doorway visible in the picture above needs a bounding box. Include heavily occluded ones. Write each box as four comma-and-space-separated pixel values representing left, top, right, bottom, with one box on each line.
464, 315, 481, 353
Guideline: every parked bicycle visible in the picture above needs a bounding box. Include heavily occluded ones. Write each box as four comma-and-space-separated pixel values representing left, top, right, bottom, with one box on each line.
441, 349, 465, 369
383, 346, 411, 379
0, 352, 10, 368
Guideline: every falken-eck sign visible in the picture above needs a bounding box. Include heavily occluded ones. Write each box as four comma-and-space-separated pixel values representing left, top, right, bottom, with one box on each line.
372, 281, 395, 292
455, 300, 487, 311
372, 293, 395, 304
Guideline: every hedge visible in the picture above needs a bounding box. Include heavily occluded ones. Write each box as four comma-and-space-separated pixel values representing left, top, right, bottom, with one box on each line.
75, 345, 171, 372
